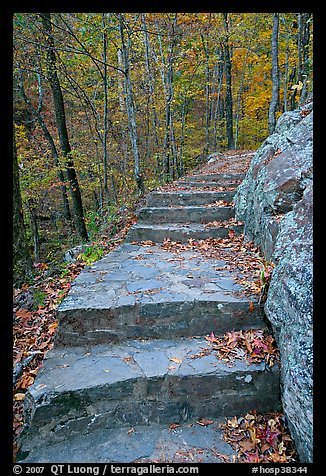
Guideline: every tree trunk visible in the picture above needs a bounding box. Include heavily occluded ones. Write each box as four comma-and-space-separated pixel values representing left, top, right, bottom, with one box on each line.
234, 51, 248, 149
299, 13, 312, 104
156, 14, 178, 181
268, 13, 280, 135
222, 13, 235, 150
102, 13, 109, 206
213, 49, 224, 151
13, 128, 33, 285
290, 13, 311, 109
201, 34, 211, 156
281, 14, 290, 112
18, 70, 72, 221
28, 199, 40, 263
141, 13, 160, 158
40, 12, 88, 241
118, 13, 144, 196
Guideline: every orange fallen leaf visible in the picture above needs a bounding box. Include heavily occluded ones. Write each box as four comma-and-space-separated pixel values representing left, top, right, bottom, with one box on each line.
169, 357, 182, 364
14, 393, 25, 401
197, 418, 214, 426
228, 229, 236, 239
169, 423, 180, 431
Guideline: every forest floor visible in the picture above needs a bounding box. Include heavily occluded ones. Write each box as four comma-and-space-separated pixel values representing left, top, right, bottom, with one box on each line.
13, 150, 298, 463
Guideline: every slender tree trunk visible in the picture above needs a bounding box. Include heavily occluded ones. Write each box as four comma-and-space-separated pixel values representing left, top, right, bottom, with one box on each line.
18, 70, 72, 221
40, 12, 88, 241
222, 13, 235, 149
156, 14, 178, 180
281, 15, 290, 112
155, 17, 170, 180
234, 52, 248, 149
290, 13, 311, 109
102, 13, 109, 206
27, 199, 40, 263
201, 34, 211, 155
13, 128, 33, 284
299, 13, 312, 104
268, 13, 280, 135
141, 13, 160, 156
117, 48, 129, 181
213, 49, 224, 151
119, 13, 144, 196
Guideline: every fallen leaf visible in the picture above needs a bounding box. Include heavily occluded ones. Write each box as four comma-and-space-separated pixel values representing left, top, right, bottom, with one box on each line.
20, 375, 35, 389
169, 357, 182, 364
205, 332, 219, 343
14, 393, 25, 401
197, 418, 214, 426
228, 229, 235, 239
239, 439, 257, 452
169, 423, 180, 431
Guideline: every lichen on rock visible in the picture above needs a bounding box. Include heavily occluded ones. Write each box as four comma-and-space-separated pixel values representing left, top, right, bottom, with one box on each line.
234, 101, 313, 462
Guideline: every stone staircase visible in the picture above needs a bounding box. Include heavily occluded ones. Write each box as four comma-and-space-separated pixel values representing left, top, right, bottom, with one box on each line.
17, 165, 281, 463
126, 173, 244, 243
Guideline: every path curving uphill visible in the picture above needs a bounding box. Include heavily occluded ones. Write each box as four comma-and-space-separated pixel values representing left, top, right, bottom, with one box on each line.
17, 151, 282, 463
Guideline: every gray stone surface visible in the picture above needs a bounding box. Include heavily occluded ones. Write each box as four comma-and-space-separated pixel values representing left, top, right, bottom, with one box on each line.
178, 180, 240, 188
18, 337, 280, 459
234, 101, 312, 259
55, 243, 262, 346
126, 222, 244, 243
19, 419, 237, 463
183, 173, 245, 182
137, 205, 235, 224
264, 183, 313, 462
147, 190, 235, 207
234, 102, 313, 462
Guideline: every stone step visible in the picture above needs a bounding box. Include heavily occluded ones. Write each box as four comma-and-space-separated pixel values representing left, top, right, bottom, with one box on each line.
18, 337, 280, 460
182, 173, 246, 183
55, 242, 261, 346
147, 190, 235, 207
137, 206, 235, 224
126, 222, 244, 243
18, 418, 238, 463
178, 181, 241, 188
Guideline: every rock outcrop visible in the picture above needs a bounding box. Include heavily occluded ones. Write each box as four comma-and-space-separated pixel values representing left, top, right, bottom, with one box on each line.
234, 102, 313, 462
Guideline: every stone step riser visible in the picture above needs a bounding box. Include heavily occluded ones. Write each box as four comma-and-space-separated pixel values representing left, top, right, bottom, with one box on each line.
55, 299, 264, 347
126, 224, 244, 244
137, 207, 235, 224
17, 419, 238, 463
20, 362, 280, 450
178, 181, 241, 188
182, 173, 245, 182
146, 191, 235, 207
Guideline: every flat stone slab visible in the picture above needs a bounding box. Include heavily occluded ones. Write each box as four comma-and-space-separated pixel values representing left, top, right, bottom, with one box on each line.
147, 190, 236, 207
126, 223, 244, 243
18, 337, 280, 457
182, 173, 246, 182
137, 206, 235, 224
177, 181, 241, 188
56, 243, 262, 345
18, 419, 237, 463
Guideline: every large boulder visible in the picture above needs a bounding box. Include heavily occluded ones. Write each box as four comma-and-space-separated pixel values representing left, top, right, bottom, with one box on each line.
265, 183, 313, 462
234, 102, 312, 259
234, 102, 313, 462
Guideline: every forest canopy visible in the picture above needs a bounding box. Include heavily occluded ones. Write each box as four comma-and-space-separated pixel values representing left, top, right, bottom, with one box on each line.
13, 13, 313, 283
